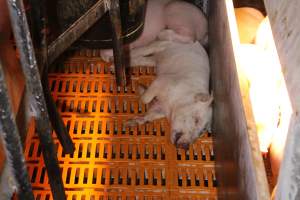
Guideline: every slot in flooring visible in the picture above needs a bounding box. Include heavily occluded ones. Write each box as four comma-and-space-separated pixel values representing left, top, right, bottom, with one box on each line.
24, 49, 218, 200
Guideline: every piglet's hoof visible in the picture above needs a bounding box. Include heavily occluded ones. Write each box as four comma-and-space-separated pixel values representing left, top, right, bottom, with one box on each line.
108, 64, 115, 74
100, 49, 114, 62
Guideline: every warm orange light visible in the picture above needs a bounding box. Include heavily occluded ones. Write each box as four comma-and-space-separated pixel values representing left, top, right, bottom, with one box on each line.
226, 0, 293, 153
258, 19, 293, 178
236, 44, 282, 153
253, 17, 292, 154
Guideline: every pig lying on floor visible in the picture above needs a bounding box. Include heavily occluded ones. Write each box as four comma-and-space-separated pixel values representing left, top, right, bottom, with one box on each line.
127, 30, 213, 149
100, 0, 208, 62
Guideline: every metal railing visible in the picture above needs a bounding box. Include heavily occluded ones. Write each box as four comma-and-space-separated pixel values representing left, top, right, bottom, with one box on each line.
3, 0, 126, 199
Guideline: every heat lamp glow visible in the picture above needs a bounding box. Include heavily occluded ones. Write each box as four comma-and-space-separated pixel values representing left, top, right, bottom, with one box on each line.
225, 0, 293, 153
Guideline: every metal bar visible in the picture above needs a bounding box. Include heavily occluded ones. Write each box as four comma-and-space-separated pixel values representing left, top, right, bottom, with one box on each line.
47, 0, 108, 64
6, 0, 67, 199
27, 0, 47, 73
0, 60, 34, 200
109, 0, 126, 86
28, 0, 75, 154
42, 71, 75, 154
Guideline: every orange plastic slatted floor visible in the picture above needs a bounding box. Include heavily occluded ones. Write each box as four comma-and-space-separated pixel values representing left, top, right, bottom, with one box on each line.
24, 49, 217, 200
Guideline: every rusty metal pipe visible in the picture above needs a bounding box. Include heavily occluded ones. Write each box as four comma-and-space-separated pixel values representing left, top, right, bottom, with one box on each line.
48, 0, 107, 64
0, 60, 34, 200
108, 0, 126, 86
6, 0, 67, 199
28, 0, 75, 154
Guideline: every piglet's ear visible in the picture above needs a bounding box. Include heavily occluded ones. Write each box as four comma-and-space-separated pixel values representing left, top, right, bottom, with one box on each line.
194, 93, 213, 105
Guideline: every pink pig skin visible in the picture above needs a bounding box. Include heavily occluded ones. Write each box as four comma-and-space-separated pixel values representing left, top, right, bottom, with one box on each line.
100, 0, 171, 61
164, 0, 208, 44
101, 0, 208, 61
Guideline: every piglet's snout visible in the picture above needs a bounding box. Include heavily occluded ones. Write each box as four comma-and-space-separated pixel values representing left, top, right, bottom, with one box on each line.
172, 129, 203, 150
173, 132, 189, 150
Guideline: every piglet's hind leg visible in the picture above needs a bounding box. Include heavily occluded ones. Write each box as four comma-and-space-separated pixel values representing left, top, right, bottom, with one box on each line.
140, 79, 162, 104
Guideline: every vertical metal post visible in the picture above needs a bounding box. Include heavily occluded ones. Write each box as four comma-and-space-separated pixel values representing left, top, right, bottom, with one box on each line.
47, 0, 107, 65
108, 0, 126, 86
27, 0, 48, 73
28, 0, 75, 154
6, 0, 67, 199
42, 71, 76, 154
0, 60, 34, 200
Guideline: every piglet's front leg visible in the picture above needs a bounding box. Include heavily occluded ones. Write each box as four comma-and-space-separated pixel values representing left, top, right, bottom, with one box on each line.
126, 99, 165, 126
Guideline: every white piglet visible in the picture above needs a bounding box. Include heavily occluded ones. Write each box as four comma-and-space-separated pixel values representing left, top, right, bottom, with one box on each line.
101, 0, 208, 62
127, 31, 212, 149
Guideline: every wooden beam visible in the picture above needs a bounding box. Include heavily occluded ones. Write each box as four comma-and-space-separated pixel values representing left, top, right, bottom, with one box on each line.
209, 0, 269, 199
263, 1, 300, 199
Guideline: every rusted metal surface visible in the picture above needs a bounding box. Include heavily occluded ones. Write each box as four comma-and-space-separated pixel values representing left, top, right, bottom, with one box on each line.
0, 60, 34, 200
42, 70, 75, 154
47, 0, 107, 64
108, 0, 126, 86
28, 0, 75, 154
6, 0, 67, 199
27, 0, 48, 73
